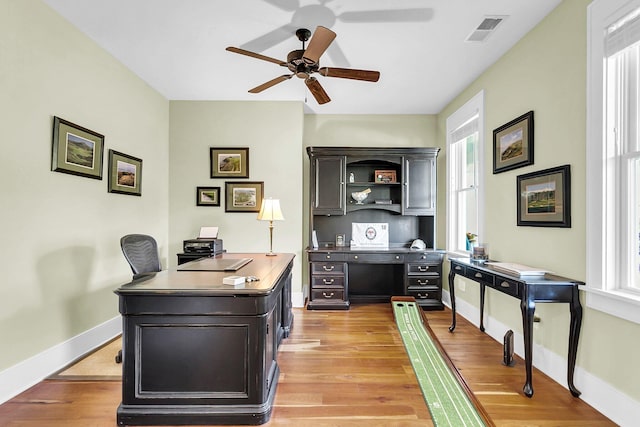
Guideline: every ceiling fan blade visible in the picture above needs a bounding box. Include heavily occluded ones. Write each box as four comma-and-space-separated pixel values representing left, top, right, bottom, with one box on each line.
319, 67, 380, 82
305, 77, 331, 104
303, 26, 336, 65
226, 47, 287, 66
338, 8, 433, 23
249, 74, 293, 93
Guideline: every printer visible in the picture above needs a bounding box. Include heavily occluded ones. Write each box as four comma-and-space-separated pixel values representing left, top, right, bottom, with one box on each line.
183, 238, 224, 255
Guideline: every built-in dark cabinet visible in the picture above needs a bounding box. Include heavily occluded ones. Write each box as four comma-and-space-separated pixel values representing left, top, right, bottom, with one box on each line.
306, 146, 443, 311
312, 155, 346, 215
403, 155, 436, 215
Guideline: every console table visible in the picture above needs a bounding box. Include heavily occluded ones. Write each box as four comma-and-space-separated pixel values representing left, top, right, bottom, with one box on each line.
448, 257, 583, 398
115, 253, 294, 426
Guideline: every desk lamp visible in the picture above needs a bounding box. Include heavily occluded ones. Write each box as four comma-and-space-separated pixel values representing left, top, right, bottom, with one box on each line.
257, 198, 284, 256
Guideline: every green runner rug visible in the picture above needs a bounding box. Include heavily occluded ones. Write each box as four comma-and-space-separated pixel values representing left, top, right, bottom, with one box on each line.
392, 297, 492, 427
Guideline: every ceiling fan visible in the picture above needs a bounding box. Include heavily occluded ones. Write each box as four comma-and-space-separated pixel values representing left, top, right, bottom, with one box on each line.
226, 26, 380, 105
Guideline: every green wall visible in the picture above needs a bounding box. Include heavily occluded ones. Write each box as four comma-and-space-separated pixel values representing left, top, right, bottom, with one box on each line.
437, 0, 640, 402
0, 0, 169, 371
168, 101, 304, 298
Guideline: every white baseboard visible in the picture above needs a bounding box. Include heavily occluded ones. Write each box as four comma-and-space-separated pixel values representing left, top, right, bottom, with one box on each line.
442, 290, 639, 427
292, 291, 305, 308
0, 316, 121, 405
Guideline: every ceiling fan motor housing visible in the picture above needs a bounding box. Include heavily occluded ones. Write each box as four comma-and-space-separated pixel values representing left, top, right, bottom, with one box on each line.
287, 49, 318, 78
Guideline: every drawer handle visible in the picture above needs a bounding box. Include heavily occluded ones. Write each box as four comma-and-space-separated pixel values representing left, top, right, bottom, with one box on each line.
322, 292, 335, 298
417, 293, 429, 298
418, 266, 429, 272
322, 265, 335, 272
417, 279, 429, 285
323, 278, 335, 285
455, 266, 462, 271
422, 255, 426, 259
326, 255, 331, 259
500, 281, 510, 288
474, 273, 483, 278
395, 255, 400, 260
354, 255, 359, 259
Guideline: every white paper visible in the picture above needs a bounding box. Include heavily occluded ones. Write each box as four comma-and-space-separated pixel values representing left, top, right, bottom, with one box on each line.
351, 223, 389, 248
312, 230, 319, 249
199, 226, 218, 238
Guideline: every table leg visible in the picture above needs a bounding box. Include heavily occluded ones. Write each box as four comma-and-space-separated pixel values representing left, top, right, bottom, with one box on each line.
520, 291, 535, 398
479, 283, 486, 332
448, 269, 457, 332
568, 285, 582, 397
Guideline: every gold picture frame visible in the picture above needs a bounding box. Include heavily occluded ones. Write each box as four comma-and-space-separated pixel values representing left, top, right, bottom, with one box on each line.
210, 147, 249, 178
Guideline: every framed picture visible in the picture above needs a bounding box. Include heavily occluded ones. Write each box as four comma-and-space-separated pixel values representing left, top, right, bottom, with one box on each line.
375, 170, 397, 183
493, 111, 534, 174
225, 181, 263, 212
210, 147, 249, 178
107, 150, 142, 196
196, 186, 221, 206
517, 165, 570, 227
51, 116, 105, 179
335, 233, 346, 247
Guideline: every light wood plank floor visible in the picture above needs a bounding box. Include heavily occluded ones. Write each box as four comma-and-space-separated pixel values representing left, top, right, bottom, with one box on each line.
0, 304, 615, 426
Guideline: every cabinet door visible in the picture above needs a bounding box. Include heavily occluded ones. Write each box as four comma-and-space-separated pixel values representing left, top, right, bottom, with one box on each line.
312, 156, 346, 215
403, 156, 436, 215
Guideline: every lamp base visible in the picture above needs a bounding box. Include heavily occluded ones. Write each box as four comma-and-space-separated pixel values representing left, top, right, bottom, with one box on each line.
266, 252, 278, 256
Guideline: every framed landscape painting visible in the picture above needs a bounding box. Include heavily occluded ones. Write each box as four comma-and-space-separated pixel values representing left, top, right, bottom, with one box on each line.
51, 116, 104, 179
196, 186, 221, 206
108, 150, 142, 196
225, 181, 263, 212
210, 147, 249, 178
517, 165, 570, 227
493, 111, 534, 174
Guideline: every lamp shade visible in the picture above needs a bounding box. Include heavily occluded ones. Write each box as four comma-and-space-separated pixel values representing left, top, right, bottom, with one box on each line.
257, 198, 284, 221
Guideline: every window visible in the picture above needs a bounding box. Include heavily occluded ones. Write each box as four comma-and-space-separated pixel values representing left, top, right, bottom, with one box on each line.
587, 0, 640, 324
446, 91, 484, 255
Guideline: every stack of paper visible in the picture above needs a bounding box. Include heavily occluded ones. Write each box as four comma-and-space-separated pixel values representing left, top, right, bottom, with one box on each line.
486, 262, 547, 277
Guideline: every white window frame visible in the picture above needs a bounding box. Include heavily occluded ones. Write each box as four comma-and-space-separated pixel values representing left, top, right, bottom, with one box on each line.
446, 90, 485, 257
586, 0, 640, 324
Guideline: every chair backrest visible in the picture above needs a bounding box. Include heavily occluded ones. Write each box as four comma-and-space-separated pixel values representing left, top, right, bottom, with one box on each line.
120, 234, 162, 276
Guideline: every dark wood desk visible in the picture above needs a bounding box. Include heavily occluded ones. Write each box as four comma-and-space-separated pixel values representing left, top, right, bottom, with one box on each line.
115, 253, 294, 426
448, 257, 583, 398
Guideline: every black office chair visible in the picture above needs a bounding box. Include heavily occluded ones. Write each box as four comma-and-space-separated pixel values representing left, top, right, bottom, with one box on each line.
116, 234, 162, 363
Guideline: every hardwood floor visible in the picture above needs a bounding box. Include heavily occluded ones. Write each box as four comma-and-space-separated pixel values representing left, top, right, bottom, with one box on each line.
0, 304, 615, 426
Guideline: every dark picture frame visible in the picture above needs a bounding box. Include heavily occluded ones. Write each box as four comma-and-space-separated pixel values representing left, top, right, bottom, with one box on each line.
51, 116, 105, 179
210, 147, 249, 178
493, 111, 534, 174
517, 165, 571, 227
196, 186, 221, 206
107, 150, 142, 196
225, 181, 263, 213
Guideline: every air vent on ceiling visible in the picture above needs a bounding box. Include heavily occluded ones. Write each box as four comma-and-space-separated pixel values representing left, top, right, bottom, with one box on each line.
465, 15, 508, 43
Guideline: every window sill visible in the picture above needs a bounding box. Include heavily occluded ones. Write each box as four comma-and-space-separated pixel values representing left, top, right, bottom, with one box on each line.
580, 286, 640, 325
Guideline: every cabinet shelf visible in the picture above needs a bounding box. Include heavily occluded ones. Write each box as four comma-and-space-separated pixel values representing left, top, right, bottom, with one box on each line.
347, 182, 401, 186
347, 203, 402, 214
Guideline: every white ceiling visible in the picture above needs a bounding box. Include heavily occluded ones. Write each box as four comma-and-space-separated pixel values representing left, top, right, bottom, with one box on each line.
41, 0, 561, 114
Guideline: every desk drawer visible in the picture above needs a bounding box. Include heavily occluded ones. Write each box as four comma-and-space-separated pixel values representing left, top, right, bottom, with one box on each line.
407, 263, 441, 275
405, 252, 444, 263
490, 278, 520, 298
311, 275, 345, 288
309, 252, 346, 262
348, 253, 403, 263
464, 267, 494, 285
311, 289, 345, 301
407, 276, 440, 287
407, 288, 441, 301
451, 263, 465, 275
311, 262, 346, 275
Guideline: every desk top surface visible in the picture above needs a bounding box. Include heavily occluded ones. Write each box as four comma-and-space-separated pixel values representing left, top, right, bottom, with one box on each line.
115, 253, 295, 295
450, 257, 584, 286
